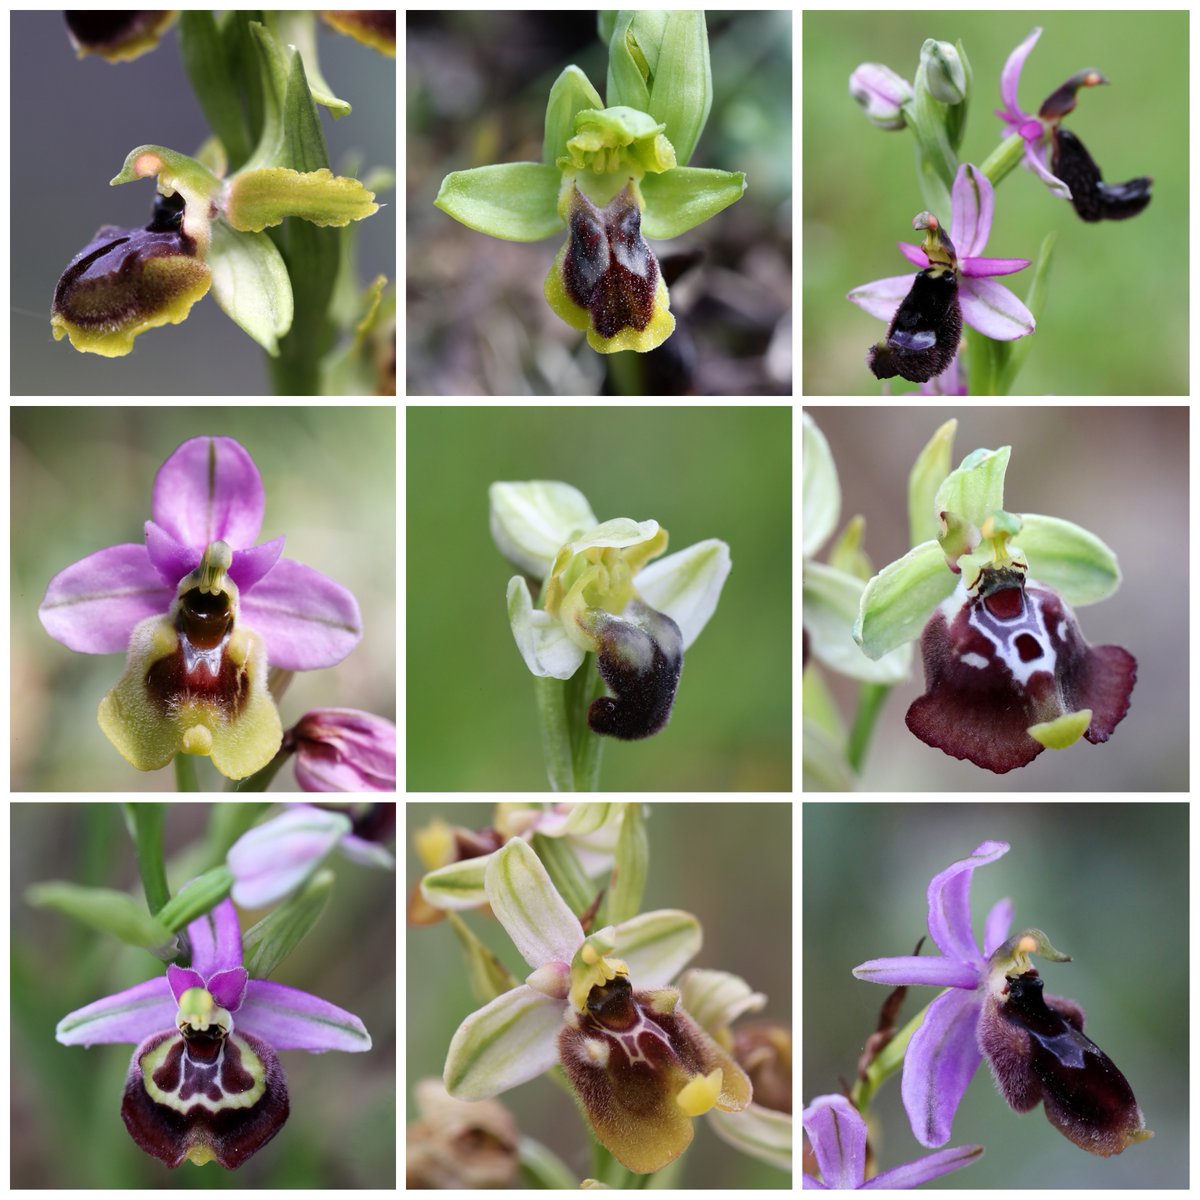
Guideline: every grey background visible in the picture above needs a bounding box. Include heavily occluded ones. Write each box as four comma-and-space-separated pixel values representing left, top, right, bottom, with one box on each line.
12, 11, 395, 395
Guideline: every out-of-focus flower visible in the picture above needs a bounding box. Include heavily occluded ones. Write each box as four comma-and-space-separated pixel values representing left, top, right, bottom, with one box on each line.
64, 11, 177, 62
406, 1078, 519, 1188
288, 708, 396, 792
322, 10, 396, 57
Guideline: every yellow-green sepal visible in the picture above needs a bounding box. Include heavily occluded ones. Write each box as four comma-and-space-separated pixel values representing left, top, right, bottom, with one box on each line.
223, 167, 378, 231
436, 163, 564, 242
855, 539, 957, 659
1015, 513, 1122, 605
934, 446, 1011, 530
908, 418, 957, 546
208, 222, 294, 355
639, 167, 746, 238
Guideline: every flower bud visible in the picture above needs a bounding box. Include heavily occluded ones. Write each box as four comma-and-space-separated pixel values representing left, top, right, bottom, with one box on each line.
920, 39, 967, 105
849, 63, 914, 130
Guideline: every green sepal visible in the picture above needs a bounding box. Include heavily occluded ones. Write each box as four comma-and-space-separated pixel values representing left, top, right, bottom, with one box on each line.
802, 412, 840, 557
544, 65, 605, 166
208, 222, 294, 355
224, 167, 378, 231
854, 540, 956, 659
828, 515, 872, 582
934, 445, 1011, 529
26, 882, 175, 953
448, 912, 519, 1006
435, 163, 564, 242
597, 11, 619, 47
240, 21, 290, 173
605, 11, 661, 112
1015, 512, 1121, 605
178, 11, 252, 168
268, 10, 352, 118
607, 803, 648, 925
802, 661, 846, 749
947, 38, 973, 153
155, 865, 235, 934
645, 10, 712, 167
908, 418, 957, 547
805, 560, 912, 683
639, 167, 746, 238
243, 868, 332, 979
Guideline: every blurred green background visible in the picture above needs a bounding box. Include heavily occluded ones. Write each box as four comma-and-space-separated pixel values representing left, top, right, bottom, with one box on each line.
407, 801, 792, 1187
803, 406, 1188, 791
803, 802, 1188, 1188
803, 11, 1188, 395
12, 802, 396, 1187
407, 11, 792, 395
12, 407, 396, 791
406, 406, 791, 791
12, 12, 395, 397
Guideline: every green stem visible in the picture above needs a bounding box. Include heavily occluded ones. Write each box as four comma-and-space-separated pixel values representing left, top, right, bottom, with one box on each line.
850, 1001, 929, 1114
231, 744, 293, 791
534, 654, 606, 792
174, 755, 201, 792
980, 131, 1026, 188
125, 804, 171, 915
847, 683, 890, 774
535, 674, 576, 791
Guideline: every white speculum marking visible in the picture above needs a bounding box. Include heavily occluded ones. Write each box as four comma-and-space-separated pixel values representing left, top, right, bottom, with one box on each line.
182, 633, 227, 677
960, 651, 989, 669
967, 586, 1057, 688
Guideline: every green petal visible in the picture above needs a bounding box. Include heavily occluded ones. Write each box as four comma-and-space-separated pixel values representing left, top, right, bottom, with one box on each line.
544, 65, 604, 165
804, 561, 912, 683
436, 163, 564, 242
208, 223, 293, 355
640, 167, 746, 239
854, 540, 956, 659
934, 445, 1011, 528
707, 1104, 792, 1173
1016, 513, 1122, 605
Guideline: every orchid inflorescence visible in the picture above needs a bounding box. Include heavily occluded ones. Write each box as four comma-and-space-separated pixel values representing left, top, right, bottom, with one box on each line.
848, 26, 1151, 394
412, 803, 791, 1185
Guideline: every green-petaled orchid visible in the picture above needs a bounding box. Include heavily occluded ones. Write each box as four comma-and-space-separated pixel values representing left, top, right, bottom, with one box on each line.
435, 11, 746, 353
854, 422, 1135, 772
491, 481, 730, 741
51, 19, 380, 359
443, 838, 751, 1174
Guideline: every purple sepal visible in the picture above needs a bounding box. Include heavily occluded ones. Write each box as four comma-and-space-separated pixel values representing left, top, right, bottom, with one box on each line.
56, 975, 175, 1046
152, 436, 265, 550
187, 899, 244, 977
237, 979, 372, 1052
227, 805, 350, 907
906, 582, 1136, 773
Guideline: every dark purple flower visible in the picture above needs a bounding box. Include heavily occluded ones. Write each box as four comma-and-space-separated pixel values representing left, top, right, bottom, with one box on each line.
905, 572, 1136, 773
852, 842, 1152, 1156
802, 1093, 982, 1189
57, 899, 370, 1168
996, 27, 1152, 221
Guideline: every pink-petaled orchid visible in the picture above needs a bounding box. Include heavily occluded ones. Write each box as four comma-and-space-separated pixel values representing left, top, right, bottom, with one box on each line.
442, 838, 751, 1174
227, 803, 394, 910
38, 436, 362, 780
996, 27, 1152, 222
56, 898, 371, 1169
849, 163, 1035, 384
288, 708, 396, 793
852, 842, 1152, 1157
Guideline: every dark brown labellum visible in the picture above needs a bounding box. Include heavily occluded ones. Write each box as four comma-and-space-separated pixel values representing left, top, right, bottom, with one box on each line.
867, 268, 962, 383
1052, 128, 1152, 222
563, 186, 659, 339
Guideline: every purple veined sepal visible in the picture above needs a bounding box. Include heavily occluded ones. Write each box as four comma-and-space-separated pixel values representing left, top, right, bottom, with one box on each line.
905, 572, 1136, 773
558, 975, 752, 1174
121, 987, 290, 1169
978, 969, 1152, 1156
1051, 128, 1153, 222
584, 600, 684, 740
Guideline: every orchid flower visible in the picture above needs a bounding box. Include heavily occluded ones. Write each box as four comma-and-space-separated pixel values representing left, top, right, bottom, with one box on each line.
442, 837, 751, 1174
849, 163, 1034, 384
57, 898, 371, 1168
38, 436, 362, 780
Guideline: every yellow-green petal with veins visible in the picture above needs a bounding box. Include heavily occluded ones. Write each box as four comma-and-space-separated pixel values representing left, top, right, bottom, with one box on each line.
223, 168, 379, 232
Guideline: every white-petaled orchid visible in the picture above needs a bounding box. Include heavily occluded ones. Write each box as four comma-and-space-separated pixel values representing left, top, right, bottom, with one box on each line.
491, 481, 731, 741
679, 968, 792, 1173
56, 898, 370, 1168
442, 838, 751, 1174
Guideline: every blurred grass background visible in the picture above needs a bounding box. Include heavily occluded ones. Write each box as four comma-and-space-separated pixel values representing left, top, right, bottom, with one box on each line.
407, 11, 792, 395
803, 406, 1188, 791
803, 802, 1188, 1188
803, 11, 1188, 395
406, 406, 791, 791
12, 802, 396, 1187
12, 407, 396, 791
11, 11, 395, 397
407, 801, 792, 1188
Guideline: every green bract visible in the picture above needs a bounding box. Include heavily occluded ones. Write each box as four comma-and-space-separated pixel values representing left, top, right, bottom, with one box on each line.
434, 11, 745, 354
